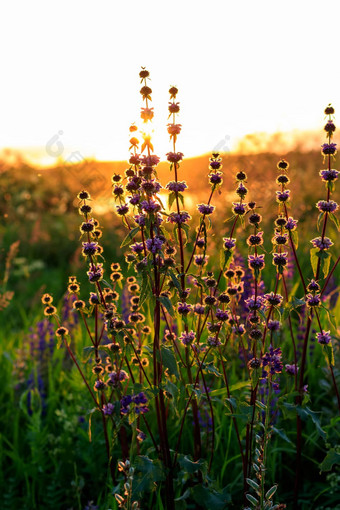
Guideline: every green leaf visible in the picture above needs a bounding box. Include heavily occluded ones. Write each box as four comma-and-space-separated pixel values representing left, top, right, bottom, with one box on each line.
191, 485, 231, 510
297, 405, 326, 439
328, 212, 340, 231
265, 484, 278, 500
246, 493, 259, 506
290, 229, 298, 250
211, 380, 250, 397
164, 380, 178, 400
220, 248, 233, 271
317, 212, 325, 232
168, 191, 176, 210
321, 251, 331, 279
202, 361, 221, 377
168, 270, 181, 293
178, 455, 207, 475
160, 346, 179, 379
120, 226, 140, 248
320, 448, 340, 471
132, 456, 165, 498
322, 343, 334, 366
139, 270, 151, 305
310, 247, 318, 277
246, 478, 260, 492
272, 426, 293, 444
157, 295, 174, 317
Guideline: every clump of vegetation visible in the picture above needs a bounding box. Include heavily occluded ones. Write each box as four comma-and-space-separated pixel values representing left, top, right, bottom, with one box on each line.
1, 71, 339, 510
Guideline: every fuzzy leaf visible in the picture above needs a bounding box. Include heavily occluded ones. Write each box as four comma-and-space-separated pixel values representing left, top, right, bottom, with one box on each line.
211, 380, 250, 397
201, 361, 221, 377
168, 191, 176, 210
317, 212, 325, 232
191, 485, 231, 509
120, 226, 140, 248
265, 484, 278, 500
322, 343, 335, 366
320, 448, 340, 471
160, 346, 179, 379
220, 248, 233, 271
272, 426, 293, 444
139, 270, 151, 305
132, 456, 165, 498
168, 270, 181, 293
296, 405, 326, 439
290, 229, 298, 250
310, 247, 319, 277
246, 493, 259, 506
157, 295, 174, 317
178, 455, 207, 475
321, 250, 331, 279
246, 478, 260, 491
328, 212, 340, 230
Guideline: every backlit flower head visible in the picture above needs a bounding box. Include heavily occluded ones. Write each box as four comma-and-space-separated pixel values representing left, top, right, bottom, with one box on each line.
166, 152, 184, 163
316, 330, 332, 344
316, 200, 338, 213
223, 237, 236, 250
248, 254, 265, 271
311, 236, 333, 250
198, 203, 215, 215
321, 143, 337, 155
179, 330, 196, 346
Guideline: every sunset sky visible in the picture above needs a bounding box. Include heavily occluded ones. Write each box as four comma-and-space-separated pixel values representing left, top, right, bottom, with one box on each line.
1, 0, 339, 164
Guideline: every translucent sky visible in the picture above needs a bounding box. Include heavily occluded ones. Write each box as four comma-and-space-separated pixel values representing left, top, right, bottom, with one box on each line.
1, 0, 339, 163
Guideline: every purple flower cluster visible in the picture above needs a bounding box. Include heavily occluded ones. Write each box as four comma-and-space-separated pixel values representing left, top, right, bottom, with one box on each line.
166, 152, 184, 163
319, 169, 339, 182
316, 200, 339, 213
87, 263, 104, 283
223, 237, 236, 250
272, 252, 288, 267
264, 292, 283, 307
108, 370, 129, 386
209, 172, 223, 185
145, 236, 164, 254
141, 179, 162, 194
215, 308, 229, 322
177, 302, 192, 315
248, 254, 265, 271
82, 241, 98, 256
321, 142, 337, 155
102, 403, 115, 415
232, 202, 247, 216
141, 200, 161, 214
310, 236, 333, 250
116, 204, 129, 216
276, 190, 290, 203
120, 392, 149, 415
316, 330, 332, 345
285, 217, 298, 230
166, 180, 187, 192
262, 347, 283, 376
197, 203, 215, 215
167, 211, 191, 224
245, 295, 265, 311
140, 154, 160, 166
285, 364, 299, 376
305, 293, 321, 308
179, 330, 196, 346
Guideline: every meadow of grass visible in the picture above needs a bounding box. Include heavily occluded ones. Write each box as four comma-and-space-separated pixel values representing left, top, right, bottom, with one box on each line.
0, 72, 339, 510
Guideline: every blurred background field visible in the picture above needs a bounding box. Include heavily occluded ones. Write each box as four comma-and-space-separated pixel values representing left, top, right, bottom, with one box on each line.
1, 147, 339, 509
0, 148, 335, 333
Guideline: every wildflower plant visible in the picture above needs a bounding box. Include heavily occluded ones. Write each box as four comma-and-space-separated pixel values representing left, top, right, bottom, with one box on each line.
40, 71, 339, 510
